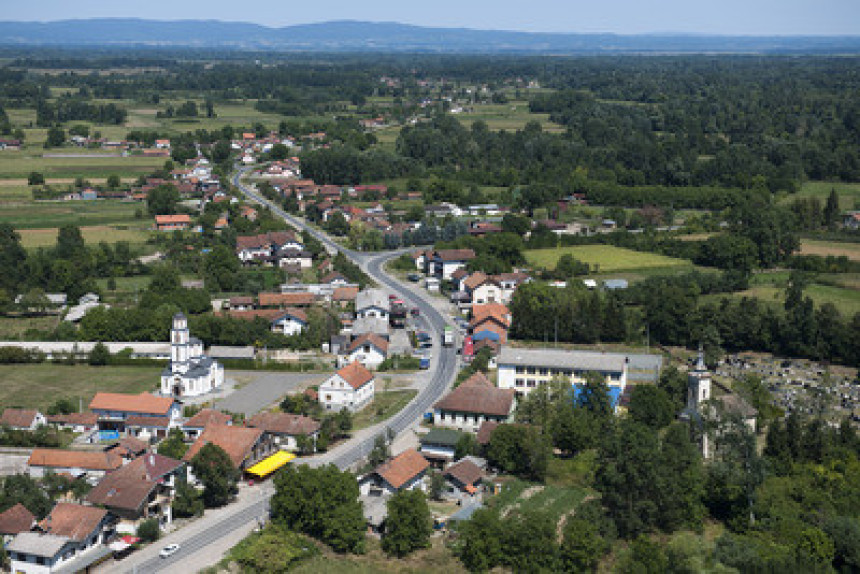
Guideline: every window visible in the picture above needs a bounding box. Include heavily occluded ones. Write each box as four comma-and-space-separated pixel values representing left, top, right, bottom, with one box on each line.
539, 368, 548, 376
515, 366, 525, 374
515, 378, 524, 387
526, 367, 536, 375
325, 394, 332, 401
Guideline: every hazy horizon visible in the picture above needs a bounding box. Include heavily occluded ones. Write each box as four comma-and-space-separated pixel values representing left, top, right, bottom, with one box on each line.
3, 1, 859, 36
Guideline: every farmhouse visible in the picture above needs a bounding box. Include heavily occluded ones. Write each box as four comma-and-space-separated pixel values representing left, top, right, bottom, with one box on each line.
443, 457, 486, 504
319, 361, 375, 412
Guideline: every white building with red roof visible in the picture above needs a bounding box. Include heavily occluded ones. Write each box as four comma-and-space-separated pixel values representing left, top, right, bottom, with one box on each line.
318, 361, 375, 412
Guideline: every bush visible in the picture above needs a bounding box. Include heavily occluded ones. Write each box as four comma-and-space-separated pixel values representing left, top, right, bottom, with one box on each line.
136, 518, 160, 543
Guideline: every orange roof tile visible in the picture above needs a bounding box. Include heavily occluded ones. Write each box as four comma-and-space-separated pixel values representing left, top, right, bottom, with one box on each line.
335, 361, 374, 389
28, 449, 123, 472
374, 449, 429, 490
182, 425, 264, 468
39, 503, 107, 542
89, 392, 175, 416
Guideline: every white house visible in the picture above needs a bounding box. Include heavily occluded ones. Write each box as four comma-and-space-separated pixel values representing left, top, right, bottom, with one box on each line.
159, 313, 224, 398
463, 273, 502, 305
271, 308, 308, 336
431, 249, 476, 280
355, 288, 390, 320
0, 408, 47, 431
277, 248, 313, 270
342, 333, 389, 369
319, 361, 375, 412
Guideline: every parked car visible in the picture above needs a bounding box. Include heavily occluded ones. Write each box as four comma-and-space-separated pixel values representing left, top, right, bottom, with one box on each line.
407, 273, 421, 282
159, 544, 180, 558
410, 307, 420, 317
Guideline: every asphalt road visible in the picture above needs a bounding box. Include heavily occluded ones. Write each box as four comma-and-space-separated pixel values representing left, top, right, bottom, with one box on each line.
118, 169, 458, 573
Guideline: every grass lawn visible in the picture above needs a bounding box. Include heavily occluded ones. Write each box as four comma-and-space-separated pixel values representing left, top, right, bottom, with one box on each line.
352, 389, 418, 431
525, 244, 693, 274
800, 238, 860, 261
0, 363, 160, 410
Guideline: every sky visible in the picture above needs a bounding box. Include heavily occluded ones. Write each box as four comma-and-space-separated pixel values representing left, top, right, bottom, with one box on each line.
4, 0, 860, 36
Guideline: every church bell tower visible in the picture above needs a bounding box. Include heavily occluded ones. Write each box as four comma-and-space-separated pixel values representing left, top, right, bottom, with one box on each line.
170, 313, 190, 373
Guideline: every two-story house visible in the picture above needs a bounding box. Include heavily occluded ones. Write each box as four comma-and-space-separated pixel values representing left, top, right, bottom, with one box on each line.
433, 372, 515, 433
89, 392, 181, 439
319, 361, 375, 412
342, 333, 389, 369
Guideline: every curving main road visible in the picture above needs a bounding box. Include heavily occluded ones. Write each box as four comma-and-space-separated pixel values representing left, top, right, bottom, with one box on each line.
120, 168, 458, 573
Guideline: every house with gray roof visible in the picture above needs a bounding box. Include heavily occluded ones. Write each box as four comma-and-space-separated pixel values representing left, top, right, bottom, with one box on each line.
355, 288, 390, 320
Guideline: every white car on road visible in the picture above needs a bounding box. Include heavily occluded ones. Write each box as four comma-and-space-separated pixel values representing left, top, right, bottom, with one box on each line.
159, 543, 180, 558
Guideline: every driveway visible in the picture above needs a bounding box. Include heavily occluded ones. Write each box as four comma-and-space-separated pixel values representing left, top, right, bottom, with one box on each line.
214, 371, 326, 417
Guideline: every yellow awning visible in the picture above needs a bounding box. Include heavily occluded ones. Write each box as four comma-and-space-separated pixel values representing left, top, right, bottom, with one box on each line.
246, 450, 296, 478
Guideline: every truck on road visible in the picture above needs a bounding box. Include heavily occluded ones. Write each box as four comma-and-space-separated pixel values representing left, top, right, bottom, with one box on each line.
443, 325, 454, 347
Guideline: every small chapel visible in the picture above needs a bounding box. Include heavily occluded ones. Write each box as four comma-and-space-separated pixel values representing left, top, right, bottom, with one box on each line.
160, 313, 224, 397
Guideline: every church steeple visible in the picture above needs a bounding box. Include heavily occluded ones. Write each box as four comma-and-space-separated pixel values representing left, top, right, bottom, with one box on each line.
687, 344, 711, 410
170, 313, 190, 369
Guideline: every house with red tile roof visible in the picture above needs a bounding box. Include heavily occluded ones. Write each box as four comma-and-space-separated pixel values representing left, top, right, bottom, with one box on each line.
182, 424, 273, 471
7, 503, 115, 574
46, 412, 98, 434
360, 449, 429, 497
28, 449, 123, 479
257, 291, 315, 308
463, 272, 503, 305
86, 453, 185, 528
433, 372, 515, 432
0, 408, 46, 431
89, 392, 181, 435
0, 503, 35, 542
343, 333, 389, 369
469, 303, 512, 344
443, 457, 486, 504
154, 214, 191, 231
181, 409, 232, 441
319, 361, 375, 412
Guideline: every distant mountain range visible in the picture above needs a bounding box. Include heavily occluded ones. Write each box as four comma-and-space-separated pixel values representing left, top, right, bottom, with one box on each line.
0, 19, 858, 54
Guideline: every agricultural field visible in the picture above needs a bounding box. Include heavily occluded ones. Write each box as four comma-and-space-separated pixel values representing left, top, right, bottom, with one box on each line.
799, 238, 860, 261
781, 180, 860, 211
0, 150, 165, 180
0, 363, 160, 410
525, 244, 694, 274
18, 225, 151, 249
738, 271, 860, 316
457, 100, 565, 133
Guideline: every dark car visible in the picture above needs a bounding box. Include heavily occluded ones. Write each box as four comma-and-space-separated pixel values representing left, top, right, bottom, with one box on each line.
410, 308, 420, 317
407, 273, 421, 282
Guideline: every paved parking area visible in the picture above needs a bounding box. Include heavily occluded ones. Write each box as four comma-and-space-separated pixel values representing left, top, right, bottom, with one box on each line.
214, 371, 326, 416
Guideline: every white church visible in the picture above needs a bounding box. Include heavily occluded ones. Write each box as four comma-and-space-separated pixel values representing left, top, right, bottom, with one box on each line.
160, 313, 224, 398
